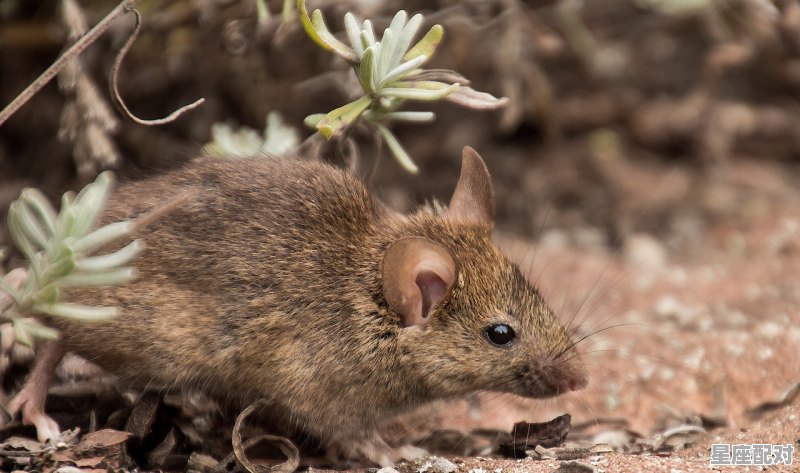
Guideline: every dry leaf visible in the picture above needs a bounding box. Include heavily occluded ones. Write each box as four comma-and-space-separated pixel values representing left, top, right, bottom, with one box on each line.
498, 414, 572, 456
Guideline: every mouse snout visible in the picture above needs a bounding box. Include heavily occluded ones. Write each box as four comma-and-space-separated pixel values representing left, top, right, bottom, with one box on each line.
516, 357, 588, 399
558, 360, 588, 392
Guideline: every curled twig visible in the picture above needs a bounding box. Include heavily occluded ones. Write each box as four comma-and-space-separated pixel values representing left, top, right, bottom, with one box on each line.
227, 399, 300, 473
110, 7, 205, 125
0, 1, 137, 127
0, 0, 205, 128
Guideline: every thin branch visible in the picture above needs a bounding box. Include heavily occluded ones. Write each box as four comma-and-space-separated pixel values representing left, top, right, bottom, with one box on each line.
109, 7, 205, 125
0, 0, 138, 127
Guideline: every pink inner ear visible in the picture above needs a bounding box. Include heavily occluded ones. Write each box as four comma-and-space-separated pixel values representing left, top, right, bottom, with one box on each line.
416, 270, 448, 322
382, 237, 457, 329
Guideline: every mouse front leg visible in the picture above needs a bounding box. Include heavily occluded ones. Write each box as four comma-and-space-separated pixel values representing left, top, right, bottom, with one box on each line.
4, 339, 65, 442
328, 431, 428, 467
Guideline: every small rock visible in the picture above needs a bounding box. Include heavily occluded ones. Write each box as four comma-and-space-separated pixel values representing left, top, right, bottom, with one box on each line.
429, 456, 459, 473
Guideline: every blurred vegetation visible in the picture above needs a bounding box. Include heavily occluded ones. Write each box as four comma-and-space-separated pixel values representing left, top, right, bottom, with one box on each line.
1, 0, 799, 251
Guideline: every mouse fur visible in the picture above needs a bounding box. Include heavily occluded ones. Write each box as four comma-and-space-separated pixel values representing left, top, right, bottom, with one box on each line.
42, 148, 587, 465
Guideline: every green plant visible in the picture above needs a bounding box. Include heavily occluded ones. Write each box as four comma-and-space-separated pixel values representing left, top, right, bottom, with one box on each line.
205, 111, 299, 157
0, 172, 140, 345
298, 0, 507, 173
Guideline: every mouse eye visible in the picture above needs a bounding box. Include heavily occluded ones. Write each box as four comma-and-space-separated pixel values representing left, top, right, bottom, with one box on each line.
485, 323, 516, 346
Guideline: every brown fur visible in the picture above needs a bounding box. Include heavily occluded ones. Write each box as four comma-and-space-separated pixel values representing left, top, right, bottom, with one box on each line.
50, 152, 586, 461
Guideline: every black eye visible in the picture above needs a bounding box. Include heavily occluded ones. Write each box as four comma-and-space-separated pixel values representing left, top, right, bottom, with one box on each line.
485, 323, 516, 346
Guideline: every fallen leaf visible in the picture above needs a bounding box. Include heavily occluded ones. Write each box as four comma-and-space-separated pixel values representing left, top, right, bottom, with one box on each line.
498, 414, 572, 456
73, 456, 105, 467
80, 429, 132, 448
1, 436, 44, 451
125, 391, 160, 439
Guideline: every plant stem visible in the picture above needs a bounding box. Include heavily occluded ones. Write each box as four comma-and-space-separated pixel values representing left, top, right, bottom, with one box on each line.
0, 0, 140, 127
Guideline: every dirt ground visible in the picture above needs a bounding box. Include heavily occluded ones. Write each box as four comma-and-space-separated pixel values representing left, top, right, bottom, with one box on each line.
2, 0, 800, 472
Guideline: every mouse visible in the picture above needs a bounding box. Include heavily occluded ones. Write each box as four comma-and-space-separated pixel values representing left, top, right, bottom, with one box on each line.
3, 146, 588, 467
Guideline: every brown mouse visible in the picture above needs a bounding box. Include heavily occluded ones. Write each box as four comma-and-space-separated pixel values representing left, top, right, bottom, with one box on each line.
4, 147, 587, 466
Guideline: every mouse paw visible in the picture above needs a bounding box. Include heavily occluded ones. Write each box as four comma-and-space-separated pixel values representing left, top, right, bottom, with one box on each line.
4, 339, 65, 443
6, 389, 61, 443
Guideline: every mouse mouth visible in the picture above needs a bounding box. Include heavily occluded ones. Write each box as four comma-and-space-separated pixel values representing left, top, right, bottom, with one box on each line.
500, 362, 588, 399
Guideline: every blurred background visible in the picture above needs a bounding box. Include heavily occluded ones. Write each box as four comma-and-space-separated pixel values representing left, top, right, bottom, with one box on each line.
1, 0, 800, 469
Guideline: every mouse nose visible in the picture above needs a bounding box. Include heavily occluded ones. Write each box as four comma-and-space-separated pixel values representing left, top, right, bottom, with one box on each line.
548, 359, 588, 394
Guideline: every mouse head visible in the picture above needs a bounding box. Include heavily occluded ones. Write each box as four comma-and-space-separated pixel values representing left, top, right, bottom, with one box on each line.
381, 147, 587, 400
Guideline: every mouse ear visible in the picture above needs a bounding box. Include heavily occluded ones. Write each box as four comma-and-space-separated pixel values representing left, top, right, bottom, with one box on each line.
447, 146, 495, 226
382, 237, 457, 328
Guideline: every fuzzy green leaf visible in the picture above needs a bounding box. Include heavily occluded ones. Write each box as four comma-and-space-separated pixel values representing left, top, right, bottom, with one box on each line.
7, 205, 38, 263
296, 0, 357, 62
57, 267, 137, 288
380, 82, 459, 101
378, 55, 426, 88
344, 12, 364, 57
403, 24, 443, 62
74, 240, 143, 273
303, 114, 325, 128
20, 189, 57, 237
316, 95, 372, 139
14, 318, 59, 343
382, 111, 436, 122
33, 302, 117, 321
445, 86, 509, 110
73, 221, 133, 254
375, 124, 418, 174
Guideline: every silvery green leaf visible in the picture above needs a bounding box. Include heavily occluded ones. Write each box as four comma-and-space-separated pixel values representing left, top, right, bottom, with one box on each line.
255, 0, 270, 24
56, 193, 76, 238
205, 122, 263, 156
316, 95, 372, 139
388, 10, 408, 38
404, 24, 443, 62
20, 189, 57, 237
282, 0, 294, 21
12, 201, 49, 251
378, 55, 426, 88
42, 244, 76, 282
382, 111, 436, 122
263, 111, 299, 155
35, 284, 59, 305
7, 205, 38, 263
70, 171, 112, 238
26, 253, 43, 287
377, 29, 396, 79
76, 240, 143, 272
380, 82, 459, 101
344, 13, 364, 57
74, 221, 133, 254
13, 318, 35, 346
303, 114, 325, 128
14, 318, 59, 342
405, 69, 470, 85
57, 267, 136, 287
362, 20, 376, 47
393, 13, 422, 69
376, 124, 418, 174
33, 302, 117, 321
445, 86, 509, 109
358, 45, 376, 93
296, 0, 357, 62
